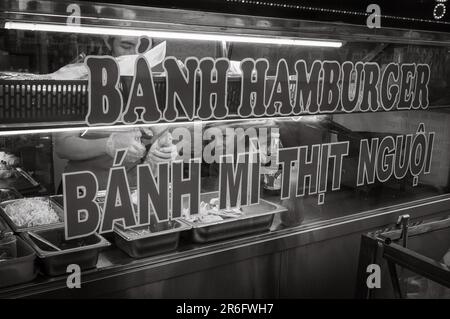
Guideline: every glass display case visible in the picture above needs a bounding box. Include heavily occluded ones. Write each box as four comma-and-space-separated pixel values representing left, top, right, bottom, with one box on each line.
0, 0, 450, 298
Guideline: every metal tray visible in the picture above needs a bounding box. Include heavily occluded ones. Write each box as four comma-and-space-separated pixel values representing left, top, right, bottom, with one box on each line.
0, 236, 37, 288
53, 193, 190, 258
21, 227, 110, 276
0, 212, 13, 238
0, 169, 40, 194
49, 194, 64, 208
0, 197, 64, 233
182, 192, 287, 243
114, 216, 191, 258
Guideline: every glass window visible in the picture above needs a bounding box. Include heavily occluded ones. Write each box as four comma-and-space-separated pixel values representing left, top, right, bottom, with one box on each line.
1, 1, 450, 233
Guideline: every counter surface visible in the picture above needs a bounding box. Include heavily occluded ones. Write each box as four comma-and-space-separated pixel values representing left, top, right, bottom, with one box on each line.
0, 182, 448, 298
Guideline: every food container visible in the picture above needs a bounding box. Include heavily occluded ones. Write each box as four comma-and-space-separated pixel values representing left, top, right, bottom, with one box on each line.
49, 194, 64, 208
182, 192, 287, 243
0, 168, 41, 195
0, 197, 64, 232
0, 207, 17, 258
0, 236, 37, 288
113, 215, 191, 258
21, 227, 110, 276
0, 188, 23, 203
0, 234, 17, 259
56, 191, 190, 258
0, 213, 13, 237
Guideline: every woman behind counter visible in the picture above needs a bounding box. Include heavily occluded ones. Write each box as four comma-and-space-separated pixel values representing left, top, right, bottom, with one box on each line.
55, 36, 176, 191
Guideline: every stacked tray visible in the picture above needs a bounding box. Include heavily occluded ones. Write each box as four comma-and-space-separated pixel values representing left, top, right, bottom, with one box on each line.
0, 196, 110, 276
0, 212, 37, 288
21, 228, 110, 276
44, 192, 287, 257
0, 236, 37, 288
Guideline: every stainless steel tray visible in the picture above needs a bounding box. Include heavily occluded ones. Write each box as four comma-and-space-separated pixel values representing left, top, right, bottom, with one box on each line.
0, 197, 64, 233
181, 192, 287, 243
113, 216, 191, 258
21, 227, 110, 276
115, 218, 191, 241
0, 212, 13, 237
53, 192, 191, 258
0, 237, 37, 288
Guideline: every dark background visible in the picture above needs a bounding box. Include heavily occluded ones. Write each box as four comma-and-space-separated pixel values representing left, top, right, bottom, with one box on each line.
86, 0, 450, 33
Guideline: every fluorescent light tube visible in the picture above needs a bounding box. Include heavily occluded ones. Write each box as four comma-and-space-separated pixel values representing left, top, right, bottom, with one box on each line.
4, 21, 342, 48
0, 116, 305, 136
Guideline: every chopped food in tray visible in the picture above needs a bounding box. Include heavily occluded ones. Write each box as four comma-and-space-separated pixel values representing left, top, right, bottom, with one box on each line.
3, 198, 61, 227
182, 197, 244, 224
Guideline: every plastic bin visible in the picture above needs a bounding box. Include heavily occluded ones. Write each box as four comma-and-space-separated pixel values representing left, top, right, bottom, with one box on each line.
21, 227, 110, 276
0, 236, 37, 288
0, 234, 17, 259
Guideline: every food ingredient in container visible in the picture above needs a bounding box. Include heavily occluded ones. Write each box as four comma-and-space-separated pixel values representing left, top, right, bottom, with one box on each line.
182, 192, 287, 243
182, 197, 244, 223
113, 214, 191, 258
22, 227, 110, 276
186, 214, 276, 243
0, 236, 36, 288
1, 198, 62, 229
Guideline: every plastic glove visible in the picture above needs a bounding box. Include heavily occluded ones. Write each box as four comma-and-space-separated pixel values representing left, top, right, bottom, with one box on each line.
145, 132, 178, 178
147, 143, 177, 164
146, 132, 178, 164
106, 130, 146, 163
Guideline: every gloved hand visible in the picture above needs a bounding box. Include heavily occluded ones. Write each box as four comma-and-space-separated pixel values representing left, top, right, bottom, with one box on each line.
106, 130, 146, 163
145, 131, 178, 178
145, 132, 178, 164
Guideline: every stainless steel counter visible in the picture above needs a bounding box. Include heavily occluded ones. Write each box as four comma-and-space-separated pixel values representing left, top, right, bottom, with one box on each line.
1, 187, 449, 298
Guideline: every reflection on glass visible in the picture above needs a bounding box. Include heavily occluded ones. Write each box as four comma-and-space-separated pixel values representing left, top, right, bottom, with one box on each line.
0, 28, 449, 230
